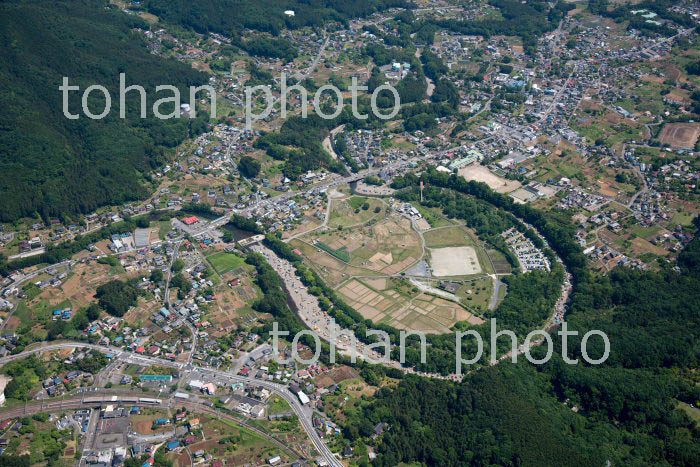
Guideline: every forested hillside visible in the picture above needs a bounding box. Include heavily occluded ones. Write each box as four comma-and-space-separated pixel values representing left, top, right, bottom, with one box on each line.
344, 247, 700, 465
144, 0, 411, 35
341, 173, 700, 466
0, 0, 209, 222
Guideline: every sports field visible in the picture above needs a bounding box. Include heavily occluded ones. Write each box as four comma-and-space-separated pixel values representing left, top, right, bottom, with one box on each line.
658, 122, 700, 148
429, 246, 482, 276
208, 251, 247, 274
458, 164, 521, 193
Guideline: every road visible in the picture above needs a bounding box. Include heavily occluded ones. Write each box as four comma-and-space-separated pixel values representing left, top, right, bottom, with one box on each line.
295, 32, 329, 80
0, 392, 304, 462
0, 342, 342, 467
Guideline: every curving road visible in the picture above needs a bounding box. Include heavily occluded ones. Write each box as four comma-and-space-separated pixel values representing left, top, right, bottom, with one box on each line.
0, 342, 342, 467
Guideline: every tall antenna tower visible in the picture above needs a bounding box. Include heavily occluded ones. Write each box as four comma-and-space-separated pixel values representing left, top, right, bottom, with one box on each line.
420, 180, 424, 203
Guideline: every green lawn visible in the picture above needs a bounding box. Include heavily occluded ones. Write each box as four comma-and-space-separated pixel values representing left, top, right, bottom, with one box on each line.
456, 277, 493, 311
630, 225, 661, 239
208, 252, 247, 275
347, 196, 368, 210
267, 396, 292, 415
155, 220, 172, 240
423, 226, 473, 248
414, 204, 453, 228
671, 212, 694, 226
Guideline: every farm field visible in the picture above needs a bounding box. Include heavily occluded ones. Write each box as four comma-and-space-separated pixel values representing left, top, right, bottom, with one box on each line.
293, 213, 422, 286
486, 248, 512, 274
337, 277, 483, 334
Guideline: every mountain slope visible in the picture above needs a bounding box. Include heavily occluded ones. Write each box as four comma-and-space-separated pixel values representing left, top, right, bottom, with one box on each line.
0, 0, 208, 222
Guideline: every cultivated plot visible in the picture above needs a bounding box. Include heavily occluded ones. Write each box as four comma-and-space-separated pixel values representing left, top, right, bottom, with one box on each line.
337, 277, 484, 334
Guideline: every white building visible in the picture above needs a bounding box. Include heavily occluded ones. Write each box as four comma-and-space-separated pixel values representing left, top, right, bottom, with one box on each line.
297, 391, 310, 405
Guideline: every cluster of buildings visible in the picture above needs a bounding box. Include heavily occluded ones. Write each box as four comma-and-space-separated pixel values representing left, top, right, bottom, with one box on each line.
559, 187, 609, 212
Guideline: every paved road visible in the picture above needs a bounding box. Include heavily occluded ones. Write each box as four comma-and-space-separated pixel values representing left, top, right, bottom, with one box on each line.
0, 342, 342, 467
0, 393, 304, 462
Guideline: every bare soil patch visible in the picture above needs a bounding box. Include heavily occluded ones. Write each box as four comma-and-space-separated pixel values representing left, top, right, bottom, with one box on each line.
458, 165, 521, 193
658, 123, 700, 148
429, 247, 482, 276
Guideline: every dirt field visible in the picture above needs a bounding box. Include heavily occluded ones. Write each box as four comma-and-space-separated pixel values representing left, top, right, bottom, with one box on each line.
658, 123, 700, 148
131, 414, 171, 435
314, 366, 359, 388
458, 164, 521, 193
294, 214, 422, 285
429, 247, 482, 276
337, 278, 483, 333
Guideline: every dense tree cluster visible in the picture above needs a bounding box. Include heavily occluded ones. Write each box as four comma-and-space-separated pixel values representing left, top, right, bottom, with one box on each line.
228, 214, 263, 234
238, 155, 262, 178
686, 61, 700, 76
0, 0, 209, 222
95, 279, 142, 317
340, 171, 700, 466
144, 0, 410, 36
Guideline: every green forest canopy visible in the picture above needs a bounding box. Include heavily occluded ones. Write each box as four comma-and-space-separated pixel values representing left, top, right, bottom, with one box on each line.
0, 0, 209, 223
144, 0, 411, 35
340, 173, 700, 466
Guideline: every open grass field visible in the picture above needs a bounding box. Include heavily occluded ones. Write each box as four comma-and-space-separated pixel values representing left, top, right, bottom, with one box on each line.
208, 251, 247, 275
327, 196, 385, 228
678, 402, 700, 427
267, 397, 292, 415
456, 277, 493, 311
423, 225, 474, 248
413, 204, 454, 228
